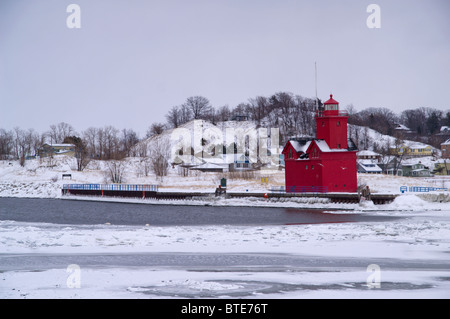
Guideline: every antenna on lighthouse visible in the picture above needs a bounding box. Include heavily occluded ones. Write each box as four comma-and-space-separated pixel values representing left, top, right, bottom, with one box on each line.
315, 61, 318, 110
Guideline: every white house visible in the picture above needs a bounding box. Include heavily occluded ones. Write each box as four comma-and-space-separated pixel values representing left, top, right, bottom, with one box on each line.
357, 159, 382, 174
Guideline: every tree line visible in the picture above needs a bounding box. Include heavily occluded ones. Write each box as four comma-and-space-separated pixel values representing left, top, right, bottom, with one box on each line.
155, 93, 318, 143
0, 123, 140, 164
160, 94, 449, 147
347, 106, 450, 148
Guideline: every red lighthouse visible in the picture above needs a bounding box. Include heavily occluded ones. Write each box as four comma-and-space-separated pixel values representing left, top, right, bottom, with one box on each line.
282, 94, 357, 193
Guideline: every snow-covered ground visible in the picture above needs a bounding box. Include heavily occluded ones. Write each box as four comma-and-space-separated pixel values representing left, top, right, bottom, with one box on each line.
1, 156, 450, 198
1, 157, 450, 299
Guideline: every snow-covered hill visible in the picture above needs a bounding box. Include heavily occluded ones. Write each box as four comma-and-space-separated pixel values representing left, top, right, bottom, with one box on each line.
134, 119, 281, 166
348, 124, 438, 155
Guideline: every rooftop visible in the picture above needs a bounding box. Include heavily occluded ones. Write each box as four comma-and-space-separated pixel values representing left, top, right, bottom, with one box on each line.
324, 94, 339, 105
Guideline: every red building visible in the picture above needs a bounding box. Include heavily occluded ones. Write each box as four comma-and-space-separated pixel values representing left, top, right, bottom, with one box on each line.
282, 94, 357, 193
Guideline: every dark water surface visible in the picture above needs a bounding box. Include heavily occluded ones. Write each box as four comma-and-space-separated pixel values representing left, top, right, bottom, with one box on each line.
0, 197, 399, 226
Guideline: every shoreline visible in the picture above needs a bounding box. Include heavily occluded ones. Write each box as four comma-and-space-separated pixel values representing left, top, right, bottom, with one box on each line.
1, 192, 448, 213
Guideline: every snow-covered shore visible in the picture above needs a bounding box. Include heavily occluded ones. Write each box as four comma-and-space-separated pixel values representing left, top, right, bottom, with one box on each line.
1, 157, 449, 209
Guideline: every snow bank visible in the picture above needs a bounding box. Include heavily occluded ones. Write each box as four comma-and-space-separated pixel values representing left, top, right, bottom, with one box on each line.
388, 195, 428, 210
2, 214, 450, 259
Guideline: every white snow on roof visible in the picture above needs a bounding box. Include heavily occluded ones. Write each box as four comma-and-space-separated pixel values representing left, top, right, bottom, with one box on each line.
314, 140, 348, 152
395, 124, 411, 131
357, 150, 380, 157
409, 144, 432, 149
314, 140, 330, 152
357, 161, 382, 172
289, 140, 311, 153
190, 162, 229, 170
44, 143, 75, 147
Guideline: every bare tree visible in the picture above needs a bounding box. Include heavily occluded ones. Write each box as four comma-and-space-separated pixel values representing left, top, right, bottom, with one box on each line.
204, 107, 218, 124
64, 136, 90, 171
217, 105, 231, 122
295, 95, 316, 136
96, 127, 105, 160
48, 122, 76, 144
137, 157, 152, 177
345, 104, 358, 117
248, 96, 269, 125
355, 107, 398, 136
82, 127, 98, 159
166, 106, 181, 128
121, 128, 139, 157
103, 126, 121, 160
0, 129, 14, 160
184, 96, 212, 120
105, 160, 125, 183
149, 137, 170, 179
269, 92, 297, 140
179, 104, 192, 125
146, 123, 165, 138
135, 140, 148, 157
30, 129, 44, 158
13, 127, 28, 166
390, 137, 406, 175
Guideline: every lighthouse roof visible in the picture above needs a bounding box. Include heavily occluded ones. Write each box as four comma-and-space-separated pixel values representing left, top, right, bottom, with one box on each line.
324, 94, 339, 105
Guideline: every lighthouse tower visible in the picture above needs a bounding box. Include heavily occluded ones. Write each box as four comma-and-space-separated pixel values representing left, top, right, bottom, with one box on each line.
316, 94, 349, 149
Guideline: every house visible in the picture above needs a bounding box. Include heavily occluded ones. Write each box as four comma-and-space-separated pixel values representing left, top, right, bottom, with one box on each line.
230, 114, 250, 121
232, 154, 251, 170
188, 153, 253, 173
386, 167, 403, 176
381, 156, 405, 176
389, 143, 433, 157
441, 138, 450, 159
392, 123, 415, 139
357, 150, 381, 161
394, 124, 413, 135
357, 160, 382, 174
407, 144, 433, 156
357, 150, 382, 174
282, 94, 357, 193
401, 162, 432, 177
434, 160, 450, 175
440, 126, 450, 134
189, 162, 230, 173
38, 143, 75, 158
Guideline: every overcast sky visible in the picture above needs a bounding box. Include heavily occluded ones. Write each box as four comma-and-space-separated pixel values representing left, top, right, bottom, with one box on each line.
1, 0, 449, 136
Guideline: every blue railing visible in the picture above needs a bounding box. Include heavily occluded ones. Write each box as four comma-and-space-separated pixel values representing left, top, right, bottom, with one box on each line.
271, 186, 328, 194
400, 186, 447, 193
63, 184, 159, 192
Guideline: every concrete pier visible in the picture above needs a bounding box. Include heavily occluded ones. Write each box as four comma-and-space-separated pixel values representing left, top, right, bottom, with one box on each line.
62, 184, 397, 204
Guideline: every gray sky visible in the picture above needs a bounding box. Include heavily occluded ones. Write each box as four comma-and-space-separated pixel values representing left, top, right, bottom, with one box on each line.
1, 0, 449, 136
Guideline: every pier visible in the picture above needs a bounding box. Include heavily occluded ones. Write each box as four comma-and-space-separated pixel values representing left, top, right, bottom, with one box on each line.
62, 184, 398, 204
